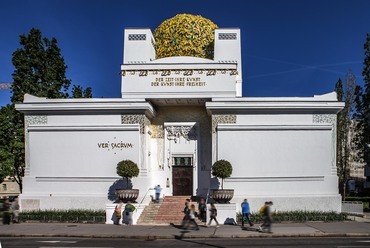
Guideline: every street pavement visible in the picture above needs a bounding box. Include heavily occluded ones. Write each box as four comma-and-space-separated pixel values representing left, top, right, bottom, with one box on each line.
0, 221, 370, 239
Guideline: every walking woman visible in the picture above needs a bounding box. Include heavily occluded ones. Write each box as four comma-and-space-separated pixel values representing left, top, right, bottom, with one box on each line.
113, 200, 123, 225
184, 204, 199, 230
207, 203, 220, 227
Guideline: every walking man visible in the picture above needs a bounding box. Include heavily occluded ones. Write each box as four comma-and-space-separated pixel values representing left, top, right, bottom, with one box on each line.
241, 198, 254, 227
181, 198, 191, 228
259, 201, 273, 233
154, 185, 162, 203
198, 198, 207, 223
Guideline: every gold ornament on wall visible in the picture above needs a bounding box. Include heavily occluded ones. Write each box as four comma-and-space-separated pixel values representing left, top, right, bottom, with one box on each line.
154, 14, 218, 59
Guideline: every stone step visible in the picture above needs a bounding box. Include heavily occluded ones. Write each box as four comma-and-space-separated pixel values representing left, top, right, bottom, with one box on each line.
137, 196, 202, 225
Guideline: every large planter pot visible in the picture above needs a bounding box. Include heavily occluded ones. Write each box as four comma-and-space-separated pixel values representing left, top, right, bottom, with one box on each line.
116, 189, 139, 203
211, 189, 234, 203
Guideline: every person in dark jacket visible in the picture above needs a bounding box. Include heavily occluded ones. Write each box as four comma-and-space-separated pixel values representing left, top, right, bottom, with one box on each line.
207, 203, 219, 227
198, 198, 207, 223
2, 198, 11, 225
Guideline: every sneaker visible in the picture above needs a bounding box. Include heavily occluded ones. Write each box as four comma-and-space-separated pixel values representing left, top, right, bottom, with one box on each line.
216, 225, 220, 227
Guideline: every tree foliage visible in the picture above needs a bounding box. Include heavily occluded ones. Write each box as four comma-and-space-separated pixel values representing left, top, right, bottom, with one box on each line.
72, 85, 93, 98
212, 159, 233, 189
353, 33, 370, 166
116, 160, 139, 187
0, 28, 92, 193
0, 104, 24, 191
11, 28, 71, 103
335, 72, 357, 199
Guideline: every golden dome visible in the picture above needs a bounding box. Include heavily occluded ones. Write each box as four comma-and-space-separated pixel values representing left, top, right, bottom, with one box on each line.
154, 14, 218, 59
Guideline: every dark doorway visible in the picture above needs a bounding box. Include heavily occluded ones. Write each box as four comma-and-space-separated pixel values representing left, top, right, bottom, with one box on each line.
172, 157, 193, 196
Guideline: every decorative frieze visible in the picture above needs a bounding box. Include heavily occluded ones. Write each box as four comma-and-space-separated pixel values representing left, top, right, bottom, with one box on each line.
128, 34, 146, 41
120, 69, 238, 77
212, 114, 237, 133
218, 33, 237, 40
121, 114, 150, 134
313, 114, 337, 175
25, 115, 48, 126
166, 125, 197, 142
313, 114, 336, 124
25, 115, 47, 176
150, 125, 164, 139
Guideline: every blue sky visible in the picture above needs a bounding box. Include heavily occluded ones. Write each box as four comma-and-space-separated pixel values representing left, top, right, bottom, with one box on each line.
0, 0, 369, 106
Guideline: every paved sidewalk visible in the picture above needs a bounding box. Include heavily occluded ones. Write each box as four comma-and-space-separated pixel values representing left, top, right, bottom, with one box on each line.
1, 222, 370, 239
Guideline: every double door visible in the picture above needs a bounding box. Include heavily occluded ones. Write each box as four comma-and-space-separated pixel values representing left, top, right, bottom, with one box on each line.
172, 157, 193, 196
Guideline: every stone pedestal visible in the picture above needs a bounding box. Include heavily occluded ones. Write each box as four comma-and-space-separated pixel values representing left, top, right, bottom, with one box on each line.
206, 203, 237, 226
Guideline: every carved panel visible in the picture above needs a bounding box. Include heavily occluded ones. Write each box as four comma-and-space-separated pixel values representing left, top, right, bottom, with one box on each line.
313, 114, 337, 175
25, 115, 48, 126
166, 125, 197, 142
128, 34, 146, 41
218, 33, 237, 40
313, 114, 336, 124
25, 115, 47, 176
121, 114, 150, 134
21, 199, 40, 211
212, 114, 237, 133
150, 125, 164, 139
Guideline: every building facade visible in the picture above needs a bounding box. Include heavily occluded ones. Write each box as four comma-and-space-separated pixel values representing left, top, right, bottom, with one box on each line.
0, 177, 20, 199
16, 27, 344, 212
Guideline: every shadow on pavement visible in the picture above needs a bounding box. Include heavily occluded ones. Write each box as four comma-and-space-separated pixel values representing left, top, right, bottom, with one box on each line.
242, 226, 260, 232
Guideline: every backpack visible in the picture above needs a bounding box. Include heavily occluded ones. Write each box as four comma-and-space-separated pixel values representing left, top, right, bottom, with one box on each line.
259, 205, 266, 216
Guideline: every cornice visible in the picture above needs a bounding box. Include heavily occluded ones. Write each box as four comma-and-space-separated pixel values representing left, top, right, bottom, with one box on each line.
16, 101, 156, 118
206, 100, 344, 114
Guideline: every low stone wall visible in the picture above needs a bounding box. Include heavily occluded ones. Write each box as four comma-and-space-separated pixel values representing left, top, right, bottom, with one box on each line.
341, 201, 363, 215
106, 203, 145, 225
206, 203, 237, 226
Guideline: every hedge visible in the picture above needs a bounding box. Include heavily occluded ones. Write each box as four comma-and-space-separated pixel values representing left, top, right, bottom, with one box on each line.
15, 209, 348, 224
19, 209, 105, 223
237, 211, 349, 223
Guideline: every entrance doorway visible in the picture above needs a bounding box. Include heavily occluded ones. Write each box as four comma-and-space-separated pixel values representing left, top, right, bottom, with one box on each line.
172, 157, 193, 196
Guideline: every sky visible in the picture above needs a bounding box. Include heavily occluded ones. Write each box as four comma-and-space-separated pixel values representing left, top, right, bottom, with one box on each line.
0, 0, 369, 106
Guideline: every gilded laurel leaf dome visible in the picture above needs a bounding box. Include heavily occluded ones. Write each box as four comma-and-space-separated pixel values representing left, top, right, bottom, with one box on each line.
154, 14, 218, 59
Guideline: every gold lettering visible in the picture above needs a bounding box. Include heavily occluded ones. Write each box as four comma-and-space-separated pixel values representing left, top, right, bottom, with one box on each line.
98, 143, 109, 148
151, 77, 206, 87
98, 142, 133, 149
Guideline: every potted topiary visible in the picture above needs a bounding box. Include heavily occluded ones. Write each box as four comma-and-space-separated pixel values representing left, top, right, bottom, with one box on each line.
116, 160, 140, 203
211, 159, 234, 203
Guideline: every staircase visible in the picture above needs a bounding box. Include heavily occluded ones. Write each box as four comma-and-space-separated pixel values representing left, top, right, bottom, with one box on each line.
137, 196, 197, 225
136, 201, 162, 225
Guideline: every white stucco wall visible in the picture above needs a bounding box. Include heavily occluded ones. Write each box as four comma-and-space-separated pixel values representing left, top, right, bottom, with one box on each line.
21, 124, 143, 210
213, 114, 341, 212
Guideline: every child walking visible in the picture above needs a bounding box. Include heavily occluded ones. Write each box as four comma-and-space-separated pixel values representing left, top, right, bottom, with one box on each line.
207, 203, 220, 227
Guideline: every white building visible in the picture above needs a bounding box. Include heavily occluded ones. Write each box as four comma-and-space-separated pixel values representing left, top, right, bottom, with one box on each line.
16, 26, 344, 213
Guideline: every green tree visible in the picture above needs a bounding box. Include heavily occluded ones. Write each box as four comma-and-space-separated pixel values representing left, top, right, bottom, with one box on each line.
71, 85, 93, 98
354, 33, 370, 167
335, 72, 356, 199
212, 159, 233, 189
0, 28, 92, 192
116, 160, 139, 188
11, 28, 71, 103
0, 104, 24, 192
